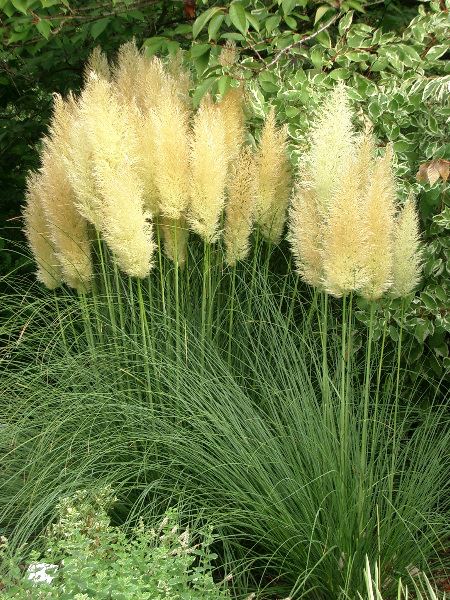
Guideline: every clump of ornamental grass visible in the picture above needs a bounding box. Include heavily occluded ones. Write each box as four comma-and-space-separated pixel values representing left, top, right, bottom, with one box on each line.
9, 47, 442, 600
289, 84, 422, 301
0, 272, 448, 599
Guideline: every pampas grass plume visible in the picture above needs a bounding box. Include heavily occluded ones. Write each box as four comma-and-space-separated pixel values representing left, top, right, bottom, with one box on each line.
84, 47, 110, 82
224, 146, 257, 266
360, 143, 396, 300
308, 83, 355, 213
23, 172, 62, 289
289, 184, 323, 288
218, 87, 245, 164
391, 196, 422, 297
78, 74, 154, 278
38, 95, 93, 292
322, 159, 369, 297
150, 86, 191, 221
255, 107, 291, 243
189, 98, 228, 242
112, 40, 143, 104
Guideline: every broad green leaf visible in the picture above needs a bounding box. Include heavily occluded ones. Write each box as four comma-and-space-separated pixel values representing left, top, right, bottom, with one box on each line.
329, 67, 350, 80
246, 12, 260, 32
265, 15, 281, 33
174, 24, 192, 34
193, 7, 222, 39
143, 37, 164, 57
11, 0, 27, 14
36, 18, 51, 39
282, 0, 297, 16
316, 30, 331, 47
91, 18, 110, 39
229, 1, 247, 36
166, 40, 180, 55
217, 74, 232, 96
208, 14, 224, 40
284, 15, 296, 30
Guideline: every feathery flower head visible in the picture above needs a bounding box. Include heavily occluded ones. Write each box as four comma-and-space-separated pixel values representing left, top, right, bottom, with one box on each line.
217, 87, 246, 164
37, 95, 94, 292
84, 47, 110, 82
224, 146, 257, 266
255, 107, 291, 243
288, 183, 324, 288
39, 146, 93, 292
112, 40, 143, 105
219, 41, 238, 67
322, 157, 369, 297
189, 97, 228, 242
166, 50, 192, 109
307, 83, 356, 214
23, 172, 62, 289
150, 88, 191, 221
360, 143, 396, 300
77, 74, 154, 278
391, 195, 422, 297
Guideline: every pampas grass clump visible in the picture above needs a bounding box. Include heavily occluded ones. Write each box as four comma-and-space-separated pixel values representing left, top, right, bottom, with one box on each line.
23, 45, 422, 302
289, 84, 422, 299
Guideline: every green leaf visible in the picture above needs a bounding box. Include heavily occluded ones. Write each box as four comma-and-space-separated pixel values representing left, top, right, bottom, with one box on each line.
284, 15, 297, 30
36, 19, 51, 39
282, 0, 297, 16
193, 7, 222, 40
40, 0, 60, 7
217, 74, 232, 96
425, 45, 448, 61
191, 43, 211, 58
91, 18, 111, 40
329, 67, 350, 80
314, 5, 333, 25
143, 37, 164, 57
316, 30, 331, 47
246, 12, 260, 32
265, 15, 281, 33
338, 10, 353, 35
192, 77, 216, 108
229, 1, 248, 36
11, 0, 27, 14
208, 14, 224, 40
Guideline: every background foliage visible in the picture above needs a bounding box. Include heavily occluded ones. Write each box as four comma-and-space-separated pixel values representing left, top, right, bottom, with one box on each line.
1, 0, 449, 379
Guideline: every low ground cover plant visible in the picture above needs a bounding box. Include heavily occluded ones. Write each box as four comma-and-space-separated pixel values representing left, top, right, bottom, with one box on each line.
1, 37, 448, 600
0, 487, 230, 599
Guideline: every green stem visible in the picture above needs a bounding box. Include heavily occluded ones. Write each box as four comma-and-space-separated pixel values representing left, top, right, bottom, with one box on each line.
54, 291, 68, 351
156, 222, 166, 315
388, 300, 405, 511
137, 278, 153, 410
248, 228, 260, 318
320, 291, 329, 411
201, 240, 211, 363
227, 264, 237, 367
359, 301, 376, 532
